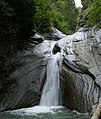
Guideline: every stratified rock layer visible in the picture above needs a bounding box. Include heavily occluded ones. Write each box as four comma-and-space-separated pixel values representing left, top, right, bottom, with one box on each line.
0, 50, 47, 112
60, 28, 101, 112
0, 27, 101, 113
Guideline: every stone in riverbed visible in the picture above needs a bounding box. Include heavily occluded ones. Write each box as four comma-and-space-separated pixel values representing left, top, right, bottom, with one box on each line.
52, 43, 61, 54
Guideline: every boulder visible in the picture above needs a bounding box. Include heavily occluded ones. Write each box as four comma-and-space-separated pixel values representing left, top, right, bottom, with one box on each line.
60, 27, 101, 112
0, 49, 47, 112
29, 33, 44, 46
49, 28, 67, 41
52, 43, 61, 54
60, 58, 100, 112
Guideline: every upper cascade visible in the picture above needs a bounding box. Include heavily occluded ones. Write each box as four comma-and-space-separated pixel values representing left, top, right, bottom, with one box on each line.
39, 42, 63, 106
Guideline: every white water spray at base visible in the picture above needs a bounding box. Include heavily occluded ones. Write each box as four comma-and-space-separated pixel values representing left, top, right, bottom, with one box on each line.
39, 52, 63, 106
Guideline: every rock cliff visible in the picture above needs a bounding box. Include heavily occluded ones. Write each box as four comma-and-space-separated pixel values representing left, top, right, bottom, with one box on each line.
0, 27, 101, 113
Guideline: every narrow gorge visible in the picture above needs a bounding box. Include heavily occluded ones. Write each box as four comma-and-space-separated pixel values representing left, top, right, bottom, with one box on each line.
0, 27, 101, 114
0, 0, 101, 118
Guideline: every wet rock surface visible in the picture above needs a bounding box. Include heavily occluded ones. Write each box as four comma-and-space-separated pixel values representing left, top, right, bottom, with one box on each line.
52, 43, 61, 54
0, 27, 101, 113
60, 27, 101, 112
29, 33, 44, 46
61, 60, 100, 112
49, 28, 67, 41
0, 49, 47, 112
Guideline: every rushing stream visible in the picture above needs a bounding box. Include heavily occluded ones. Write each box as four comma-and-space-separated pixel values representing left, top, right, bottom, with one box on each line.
0, 106, 91, 119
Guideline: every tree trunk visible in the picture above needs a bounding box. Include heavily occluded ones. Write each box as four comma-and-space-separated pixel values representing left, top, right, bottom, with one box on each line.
91, 100, 101, 119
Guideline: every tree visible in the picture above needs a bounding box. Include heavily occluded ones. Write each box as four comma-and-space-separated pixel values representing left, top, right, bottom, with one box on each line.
0, 0, 35, 52
50, 0, 79, 34
90, 99, 101, 119
83, 0, 101, 27
34, 0, 52, 33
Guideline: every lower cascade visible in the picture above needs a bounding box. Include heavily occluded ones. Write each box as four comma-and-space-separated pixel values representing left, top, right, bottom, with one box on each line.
39, 52, 63, 106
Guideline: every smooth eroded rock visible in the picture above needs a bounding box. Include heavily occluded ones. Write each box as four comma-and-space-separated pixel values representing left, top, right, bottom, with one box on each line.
61, 62, 100, 112
0, 50, 47, 112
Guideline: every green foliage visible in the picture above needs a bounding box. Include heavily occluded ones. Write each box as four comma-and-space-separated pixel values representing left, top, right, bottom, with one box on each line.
83, 0, 101, 27
0, 0, 35, 52
0, 0, 79, 71
33, 0, 79, 34
50, 0, 79, 34
9, 0, 35, 48
0, 0, 16, 55
34, 0, 52, 33
0, 0, 79, 55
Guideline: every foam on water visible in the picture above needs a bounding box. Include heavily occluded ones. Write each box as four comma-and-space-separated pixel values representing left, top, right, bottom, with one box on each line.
9, 106, 64, 116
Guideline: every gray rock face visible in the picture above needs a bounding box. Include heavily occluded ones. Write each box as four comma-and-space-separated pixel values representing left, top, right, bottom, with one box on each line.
29, 33, 44, 46
0, 27, 101, 113
49, 28, 67, 41
0, 50, 47, 112
61, 59, 100, 112
60, 27, 101, 112
52, 43, 61, 54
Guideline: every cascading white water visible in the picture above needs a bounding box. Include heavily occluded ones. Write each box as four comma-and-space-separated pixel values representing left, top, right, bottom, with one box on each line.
38, 28, 85, 106
39, 52, 63, 106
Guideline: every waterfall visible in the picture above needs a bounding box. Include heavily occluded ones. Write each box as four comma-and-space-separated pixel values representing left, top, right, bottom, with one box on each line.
39, 51, 63, 106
